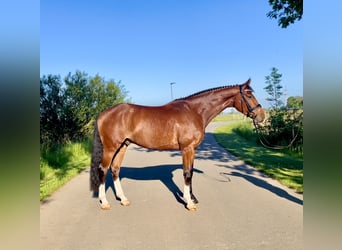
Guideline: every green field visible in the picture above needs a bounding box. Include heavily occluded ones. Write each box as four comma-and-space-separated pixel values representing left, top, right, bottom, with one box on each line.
213, 114, 303, 193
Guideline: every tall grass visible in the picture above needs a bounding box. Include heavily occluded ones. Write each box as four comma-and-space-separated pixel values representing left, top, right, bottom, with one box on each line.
40, 139, 92, 200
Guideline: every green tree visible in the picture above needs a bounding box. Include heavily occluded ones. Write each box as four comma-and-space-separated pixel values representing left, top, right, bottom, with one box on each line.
264, 67, 284, 109
63, 71, 92, 141
85, 74, 129, 135
267, 0, 303, 28
286, 96, 303, 109
40, 71, 130, 145
88, 74, 129, 118
260, 68, 303, 154
40, 75, 65, 144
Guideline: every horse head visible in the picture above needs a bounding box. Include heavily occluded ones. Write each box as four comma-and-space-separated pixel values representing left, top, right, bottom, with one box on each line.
234, 79, 265, 124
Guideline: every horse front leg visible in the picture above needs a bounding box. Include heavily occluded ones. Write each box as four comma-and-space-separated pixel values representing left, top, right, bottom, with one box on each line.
112, 144, 130, 206
182, 146, 198, 211
190, 182, 199, 204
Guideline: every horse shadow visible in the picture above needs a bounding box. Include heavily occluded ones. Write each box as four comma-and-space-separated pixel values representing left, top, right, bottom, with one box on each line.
103, 164, 203, 207
218, 166, 303, 205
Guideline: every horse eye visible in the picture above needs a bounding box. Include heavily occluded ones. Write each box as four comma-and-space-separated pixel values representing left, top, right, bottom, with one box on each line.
245, 93, 252, 98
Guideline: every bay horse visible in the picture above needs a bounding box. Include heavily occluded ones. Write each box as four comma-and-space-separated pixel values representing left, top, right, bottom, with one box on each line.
90, 78, 265, 211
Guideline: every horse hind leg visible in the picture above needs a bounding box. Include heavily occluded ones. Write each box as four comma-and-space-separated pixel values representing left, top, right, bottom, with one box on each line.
98, 149, 115, 210
98, 168, 110, 210
111, 143, 130, 206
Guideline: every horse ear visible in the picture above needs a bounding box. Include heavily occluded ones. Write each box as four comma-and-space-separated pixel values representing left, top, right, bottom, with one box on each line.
242, 78, 251, 89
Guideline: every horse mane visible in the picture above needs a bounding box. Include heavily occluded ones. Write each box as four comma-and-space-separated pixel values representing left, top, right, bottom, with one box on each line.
176, 84, 240, 100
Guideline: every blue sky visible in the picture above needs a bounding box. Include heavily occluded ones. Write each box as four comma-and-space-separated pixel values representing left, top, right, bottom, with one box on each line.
40, 0, 302, 107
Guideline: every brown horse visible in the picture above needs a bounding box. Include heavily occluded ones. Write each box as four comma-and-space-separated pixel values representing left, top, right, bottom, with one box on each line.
90, 78, 265, 211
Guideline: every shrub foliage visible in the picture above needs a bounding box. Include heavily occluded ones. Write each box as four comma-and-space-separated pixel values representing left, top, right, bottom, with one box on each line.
40, 71, 130, 145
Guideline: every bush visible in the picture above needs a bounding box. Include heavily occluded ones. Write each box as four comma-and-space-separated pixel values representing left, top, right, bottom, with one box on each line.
40, 71, 130, 145
257, 109, 303, 154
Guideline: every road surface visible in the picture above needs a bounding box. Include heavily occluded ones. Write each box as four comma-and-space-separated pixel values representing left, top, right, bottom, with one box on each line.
40, 122, 303, 249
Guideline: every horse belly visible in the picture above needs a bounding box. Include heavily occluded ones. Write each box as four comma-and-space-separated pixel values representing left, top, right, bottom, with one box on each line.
131, 124, 180, 150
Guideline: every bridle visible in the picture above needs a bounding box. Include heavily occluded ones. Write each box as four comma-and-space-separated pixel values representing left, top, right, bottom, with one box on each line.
238, 85, 302, 150
239, 85, 262, 119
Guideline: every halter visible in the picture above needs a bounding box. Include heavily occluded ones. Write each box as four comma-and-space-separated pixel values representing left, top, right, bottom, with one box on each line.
239, 85, 262, 119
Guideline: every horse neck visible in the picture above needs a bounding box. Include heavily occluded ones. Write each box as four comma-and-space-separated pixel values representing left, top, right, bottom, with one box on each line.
185, 87, 239, 127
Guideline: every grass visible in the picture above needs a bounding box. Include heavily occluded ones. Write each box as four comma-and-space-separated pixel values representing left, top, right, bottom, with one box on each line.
213, 114, 303, 193
40, 139, 92, 201
212, 112, 246, 122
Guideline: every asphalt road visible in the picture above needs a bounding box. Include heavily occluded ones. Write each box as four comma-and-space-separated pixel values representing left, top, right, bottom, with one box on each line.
40, 122, 303, 250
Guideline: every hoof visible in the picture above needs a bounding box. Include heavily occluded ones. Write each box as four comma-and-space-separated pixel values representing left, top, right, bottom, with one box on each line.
120, 200, 131, 206
100, 204, 111, 210
191, 194, 199, 204
186, 204, 197, 211
192, 198, 199, 204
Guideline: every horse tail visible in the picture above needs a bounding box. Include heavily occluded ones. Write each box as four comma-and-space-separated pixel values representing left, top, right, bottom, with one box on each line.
90, 120, 103, 191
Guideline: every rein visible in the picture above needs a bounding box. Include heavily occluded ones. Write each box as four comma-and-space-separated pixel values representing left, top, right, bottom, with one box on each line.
252, 111, 303, 150
239, 85, 302, 150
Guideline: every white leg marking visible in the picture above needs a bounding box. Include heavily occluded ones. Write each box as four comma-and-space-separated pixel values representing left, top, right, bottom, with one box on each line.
184, 184, 196, 210
99, 183, 109, 207
183, 184, 191, 203
114, 178, 130, 206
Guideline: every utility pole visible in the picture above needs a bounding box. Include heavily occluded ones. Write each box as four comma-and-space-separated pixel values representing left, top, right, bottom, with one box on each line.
170, 82, 176, 100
